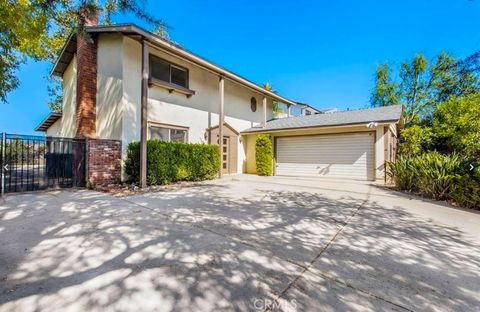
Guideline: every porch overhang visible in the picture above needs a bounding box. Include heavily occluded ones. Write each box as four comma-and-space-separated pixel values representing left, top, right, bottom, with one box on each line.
35, 112, 62, 132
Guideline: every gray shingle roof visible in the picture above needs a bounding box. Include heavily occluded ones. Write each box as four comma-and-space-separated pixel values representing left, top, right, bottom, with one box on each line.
242, 105, 403, 133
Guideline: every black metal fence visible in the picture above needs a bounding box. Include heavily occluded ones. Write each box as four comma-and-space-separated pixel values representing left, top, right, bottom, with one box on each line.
0, 133, 86, 194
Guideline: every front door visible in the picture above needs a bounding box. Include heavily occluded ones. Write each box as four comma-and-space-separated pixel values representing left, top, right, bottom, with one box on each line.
221, 136, 230, 174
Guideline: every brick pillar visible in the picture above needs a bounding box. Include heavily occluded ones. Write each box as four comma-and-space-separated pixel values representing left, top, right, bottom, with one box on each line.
86, 139, 122, 187
75, 5, 98, 139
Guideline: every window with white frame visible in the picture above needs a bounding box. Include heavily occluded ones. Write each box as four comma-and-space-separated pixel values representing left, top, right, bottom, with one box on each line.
150, 55, 189, 88
149, 124, 188, 143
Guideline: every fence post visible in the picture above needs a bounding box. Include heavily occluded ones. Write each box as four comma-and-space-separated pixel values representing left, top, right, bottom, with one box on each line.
1, 132, 5, 197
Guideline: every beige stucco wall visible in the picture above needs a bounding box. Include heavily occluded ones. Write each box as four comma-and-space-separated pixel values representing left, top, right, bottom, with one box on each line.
52, 33, 277, 176
120, 37, 274, 174
96, 33, 124, 140
244, 134, 258, 174
46, 56, 77, 137
46, 119, 61, 137
243, 124, 394, 181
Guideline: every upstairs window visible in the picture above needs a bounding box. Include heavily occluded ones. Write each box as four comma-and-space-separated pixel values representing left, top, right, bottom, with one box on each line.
150, 55, 189, 88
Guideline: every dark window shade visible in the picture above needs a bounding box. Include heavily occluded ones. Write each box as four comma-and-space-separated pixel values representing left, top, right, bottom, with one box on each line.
150, 55, 188, 88
171, 66, 187, 88
150, 56, 170, 83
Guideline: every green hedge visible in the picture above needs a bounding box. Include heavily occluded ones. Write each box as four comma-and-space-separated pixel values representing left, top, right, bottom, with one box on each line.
255, 134, 273, 176
388, 152, 480, 209
125, 140, 220, 185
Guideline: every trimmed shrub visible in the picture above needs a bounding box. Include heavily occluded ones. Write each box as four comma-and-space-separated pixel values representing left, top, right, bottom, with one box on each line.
255, 134, 273, 176
388, 152, 480, 209
124, 140, 220, 185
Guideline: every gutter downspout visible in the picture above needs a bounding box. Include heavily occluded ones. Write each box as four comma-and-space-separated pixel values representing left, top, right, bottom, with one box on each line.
262, 97, 267, 127
218, 76, 225, 178
140, 39, 149, 188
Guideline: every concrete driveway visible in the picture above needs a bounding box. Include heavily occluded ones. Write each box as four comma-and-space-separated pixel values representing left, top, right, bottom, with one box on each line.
1, 175, 479, 311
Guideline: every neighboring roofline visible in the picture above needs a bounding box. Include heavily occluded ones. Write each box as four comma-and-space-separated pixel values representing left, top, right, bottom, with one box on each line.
35, 112, 62, 132
52, 24, 297, 106
241, 119, 402, 135
206, 122, 240, 135
295, 102, 321, 112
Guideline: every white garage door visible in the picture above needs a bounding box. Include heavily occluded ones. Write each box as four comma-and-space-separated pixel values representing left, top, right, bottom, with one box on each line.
276, 132, 375, 180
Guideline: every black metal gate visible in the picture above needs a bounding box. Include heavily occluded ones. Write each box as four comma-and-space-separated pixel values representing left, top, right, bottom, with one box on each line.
0, 133, 86, 194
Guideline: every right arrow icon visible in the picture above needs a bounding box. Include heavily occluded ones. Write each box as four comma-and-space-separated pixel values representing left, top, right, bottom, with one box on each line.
471, 164, 475, 171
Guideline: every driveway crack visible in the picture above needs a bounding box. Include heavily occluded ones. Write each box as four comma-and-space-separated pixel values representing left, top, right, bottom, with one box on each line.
265, 192, 413, 312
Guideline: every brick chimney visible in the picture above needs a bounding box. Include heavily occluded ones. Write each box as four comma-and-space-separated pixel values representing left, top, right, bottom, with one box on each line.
75, 4, 99, 138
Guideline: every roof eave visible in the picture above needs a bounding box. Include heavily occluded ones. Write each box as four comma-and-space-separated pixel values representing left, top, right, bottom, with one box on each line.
241, 119, 402, 135
84, 24, 297, 106
35, 112, 62, 132
51, 32, 76, 77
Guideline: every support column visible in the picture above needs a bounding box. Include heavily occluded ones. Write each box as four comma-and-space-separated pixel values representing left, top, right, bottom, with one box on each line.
287, 104, 291, 117
218, 76, 225, 178
140, 40, 149, 188
262, 96, 267, 127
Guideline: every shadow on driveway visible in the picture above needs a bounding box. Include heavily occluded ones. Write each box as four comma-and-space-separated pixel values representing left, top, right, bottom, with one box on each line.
0, 178, 479, 311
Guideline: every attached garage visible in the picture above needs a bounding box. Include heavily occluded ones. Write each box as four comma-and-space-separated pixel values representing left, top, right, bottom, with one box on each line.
242, 105, 404, 183
275, 132, 375, 180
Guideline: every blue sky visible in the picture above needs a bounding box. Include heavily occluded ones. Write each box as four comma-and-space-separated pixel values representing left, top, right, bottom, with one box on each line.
1, 0, 480, 135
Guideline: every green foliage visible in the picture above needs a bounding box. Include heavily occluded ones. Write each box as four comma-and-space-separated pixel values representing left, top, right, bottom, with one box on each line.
388, 156, 419, 191
47, 77, 63, 112
388, 153, 480, 209
0, 0, 166, 105
398, 125, 434, 156
413, 153, 462, 200
255, 135, 273, 176
450, 175, 480, 210
398, 94, 480, 158
370, 52, 480, 126
371, 64, 399, 108
432, 94, 480, 157
124, 140, 220, 185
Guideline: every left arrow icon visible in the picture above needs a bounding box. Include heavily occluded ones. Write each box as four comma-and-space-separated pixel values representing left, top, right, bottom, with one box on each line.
3, 164, 8, 171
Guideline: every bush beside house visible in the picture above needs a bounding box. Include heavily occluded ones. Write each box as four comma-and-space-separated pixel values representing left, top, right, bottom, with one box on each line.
255, 135, 273, 176
390, 94, 480, 209
125, 140, 220, 185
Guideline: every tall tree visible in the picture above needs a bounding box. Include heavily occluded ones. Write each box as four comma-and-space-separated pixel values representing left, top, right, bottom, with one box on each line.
370, 52, 480, 125
0, 0, 166, 107
370, 64, 399, 108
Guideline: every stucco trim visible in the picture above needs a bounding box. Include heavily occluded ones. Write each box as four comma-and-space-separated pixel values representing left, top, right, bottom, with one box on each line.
241, 120, 400, 135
